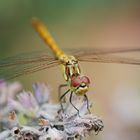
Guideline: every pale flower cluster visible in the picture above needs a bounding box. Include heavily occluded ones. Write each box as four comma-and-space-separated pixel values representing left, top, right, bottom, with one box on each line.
0, 81, 103, 140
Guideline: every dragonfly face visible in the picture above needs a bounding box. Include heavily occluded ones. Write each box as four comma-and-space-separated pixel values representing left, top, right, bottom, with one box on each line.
70, 75, 90, 95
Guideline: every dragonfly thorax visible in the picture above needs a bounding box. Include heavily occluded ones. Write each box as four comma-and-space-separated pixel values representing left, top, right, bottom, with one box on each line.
60, 55, 81, 81
59, 54, 78, 65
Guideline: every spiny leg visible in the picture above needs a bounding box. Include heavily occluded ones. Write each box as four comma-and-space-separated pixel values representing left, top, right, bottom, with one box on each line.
59, 89, 70, 112
84, 94, 91, 113
70, 92, 80, 116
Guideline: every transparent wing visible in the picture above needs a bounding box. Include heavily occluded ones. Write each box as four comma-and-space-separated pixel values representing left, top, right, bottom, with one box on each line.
0, 51, 60, 80
77, 54, 140, 65
0, 49, 55, 67
75, 47, 140, 65
70, 47, 140, 56
1, 47, 139, 66
1, 47, 140, 80
0, 59, 60, 80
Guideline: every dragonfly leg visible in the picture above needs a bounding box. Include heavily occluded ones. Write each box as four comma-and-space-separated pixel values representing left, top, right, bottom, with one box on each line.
58, 84, 68, 101
84, 94, 91, 113
59, 89, 70, 112
69, 92, 80, 116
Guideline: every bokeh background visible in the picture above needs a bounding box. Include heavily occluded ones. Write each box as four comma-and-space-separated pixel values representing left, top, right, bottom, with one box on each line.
0, 0, 140, 140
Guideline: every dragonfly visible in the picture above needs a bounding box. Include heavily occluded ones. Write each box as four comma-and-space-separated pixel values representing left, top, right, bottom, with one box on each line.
0, 18, 140, 113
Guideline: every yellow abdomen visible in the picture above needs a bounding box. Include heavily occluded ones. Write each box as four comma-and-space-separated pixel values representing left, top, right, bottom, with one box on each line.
32, 18, 65, 60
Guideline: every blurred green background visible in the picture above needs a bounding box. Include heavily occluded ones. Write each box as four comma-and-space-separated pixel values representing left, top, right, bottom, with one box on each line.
1, 0, 140, 140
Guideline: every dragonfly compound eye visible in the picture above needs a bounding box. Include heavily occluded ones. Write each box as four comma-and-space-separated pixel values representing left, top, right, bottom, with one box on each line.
71, 75, 90, 88
81, 76, 90, 85
71, 76, 81, 87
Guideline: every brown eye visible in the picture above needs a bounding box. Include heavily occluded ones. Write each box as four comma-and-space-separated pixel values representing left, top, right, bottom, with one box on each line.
81, 76, 90, 85
71, 76, 81, 87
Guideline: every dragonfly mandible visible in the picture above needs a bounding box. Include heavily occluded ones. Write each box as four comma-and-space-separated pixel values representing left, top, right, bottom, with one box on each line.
0, 18, 140, 113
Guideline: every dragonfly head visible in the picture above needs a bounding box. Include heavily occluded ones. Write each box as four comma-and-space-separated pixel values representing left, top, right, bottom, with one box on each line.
70, 75, 90, 95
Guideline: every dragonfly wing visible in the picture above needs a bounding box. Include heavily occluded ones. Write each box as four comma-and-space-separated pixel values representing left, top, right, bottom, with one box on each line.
77, 54, 140, 65
0, 59, 60, 80
0, 49, 55, 67
69, 47, 140, 57
0, 51, 61, 80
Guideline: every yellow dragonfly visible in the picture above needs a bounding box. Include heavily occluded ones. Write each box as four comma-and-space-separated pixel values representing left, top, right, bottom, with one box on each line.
0, 18, 140, 113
